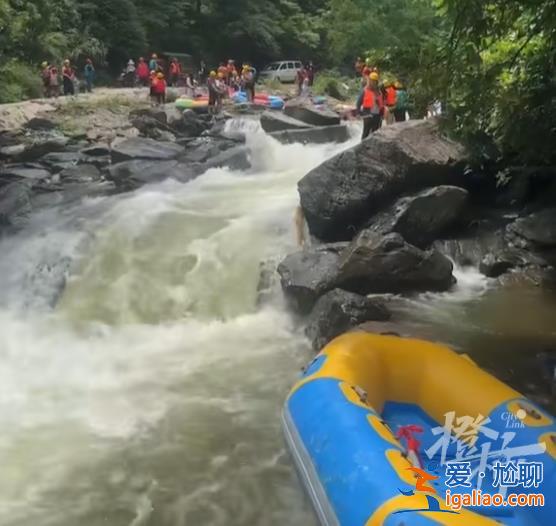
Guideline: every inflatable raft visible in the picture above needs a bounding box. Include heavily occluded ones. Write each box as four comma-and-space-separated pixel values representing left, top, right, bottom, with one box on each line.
283, 332, 556, 526
175, 96, 208, 110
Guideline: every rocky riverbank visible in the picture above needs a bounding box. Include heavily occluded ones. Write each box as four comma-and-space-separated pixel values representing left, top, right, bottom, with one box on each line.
276, 119, 556, 351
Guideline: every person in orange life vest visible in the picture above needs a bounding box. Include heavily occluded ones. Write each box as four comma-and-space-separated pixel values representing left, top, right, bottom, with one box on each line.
149, 70, 157, 104
169, 57, 181, 86
356, 72, 384, 140
384, 80, 397, 124
152, 72, 167, 105
137, 57, 150, 86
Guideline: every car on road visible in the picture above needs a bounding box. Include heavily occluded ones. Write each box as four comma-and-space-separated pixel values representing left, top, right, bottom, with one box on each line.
259, 61, 303, 83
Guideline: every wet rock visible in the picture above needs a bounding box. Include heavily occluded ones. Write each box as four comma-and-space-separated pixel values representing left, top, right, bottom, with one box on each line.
284, 102, 340, 127
180, 136, 240, 164
40, 151, 81, 172
204, 145, 251, 172
179, 110, 211, 137
305, 289, 391, 350
479, 252, 516, 278
0, 181, 33, 231
366, 186, 469, 248
277, 243, 348, 314
509, 209, 556, 247
58, 164, 101, 183
131, 115, 177, 141
80, 143, 111, 157
129, 107, 167, 125
24, 117, 57, 131
338, 232, 455, 294
260, 111, 313, 133
269, 124, 350, 145
110, 137, 184, 164
107, 159, 196, 190
257, 258, 280, 306
298, 119, 468, 241
0, 165, 51, 185
2, 136, 70, 162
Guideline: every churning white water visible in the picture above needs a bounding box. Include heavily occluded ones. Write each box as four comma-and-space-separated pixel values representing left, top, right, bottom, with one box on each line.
0, 125, 360, 526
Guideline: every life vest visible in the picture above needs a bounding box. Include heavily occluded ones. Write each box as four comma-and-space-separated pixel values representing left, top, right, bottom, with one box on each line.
362, 88, 384, 114
170, 62, 180, 75
152, 78, 166, 94
385, 86, 397, 106
137, 62, 149, 78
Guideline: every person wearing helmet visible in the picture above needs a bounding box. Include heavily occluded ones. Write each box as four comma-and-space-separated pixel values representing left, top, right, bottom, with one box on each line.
214, 71, 227, 113
241, 64, 255, 102
137, 57, 150, 86
40, 62, 50, 96
384, 80, 397, 124
169, 57, 181, 87
356, 72, 384, 140
393, 80, 409, 122
83, 58, 95, 93
208, 70, 218, 113
62, 59, 76, 96
149, 54, 158, 72
152, 72, 167, 105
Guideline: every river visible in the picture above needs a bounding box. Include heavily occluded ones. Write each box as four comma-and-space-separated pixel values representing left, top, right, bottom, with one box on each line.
1, 121, 555, 526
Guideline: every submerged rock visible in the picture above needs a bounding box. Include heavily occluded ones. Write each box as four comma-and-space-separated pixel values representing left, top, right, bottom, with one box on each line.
277, 243, 348, 314
260, 111, 313, 133
479, 252, 517, 278
366, 185, 469, 248
269, 125, 350, 145
110, 137, 184, 163
338, 232, 454, 294
107, 160, 196, 190
305, 289, 391, 350
298, 119, 468, 241
0, 181, 33, 231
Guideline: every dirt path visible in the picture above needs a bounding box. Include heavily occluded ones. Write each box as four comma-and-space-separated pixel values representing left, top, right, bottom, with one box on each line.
0, 88, 151, 131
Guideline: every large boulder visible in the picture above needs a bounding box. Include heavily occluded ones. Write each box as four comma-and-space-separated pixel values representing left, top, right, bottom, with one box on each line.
284, 102, 340, 127
277, 243, 348, 314
110, 137, 184, 164
337, 232, 455, 294
269, 125, 350, 145
260, 111, 313, 133
509, 209, 556, 247
305, 289, 391, 350
298, 119, 468, 241
180, 136, 238, 164
24, 117, 57, 131
129, 107, 167, 125
365, 186, 469, 248
107, 160, 197, 190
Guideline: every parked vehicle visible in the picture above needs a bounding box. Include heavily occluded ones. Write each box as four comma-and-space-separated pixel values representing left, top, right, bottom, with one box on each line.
259, 61, 303, 83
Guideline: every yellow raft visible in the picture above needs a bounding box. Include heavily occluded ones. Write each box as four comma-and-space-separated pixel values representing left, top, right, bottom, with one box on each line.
283, 332, 556, 525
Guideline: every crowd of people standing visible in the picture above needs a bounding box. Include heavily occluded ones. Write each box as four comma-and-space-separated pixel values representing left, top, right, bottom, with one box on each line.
354, 57, 410, 140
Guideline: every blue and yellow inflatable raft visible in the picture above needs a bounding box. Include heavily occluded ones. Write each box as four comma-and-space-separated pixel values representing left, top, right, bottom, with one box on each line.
283, 333, 556, 525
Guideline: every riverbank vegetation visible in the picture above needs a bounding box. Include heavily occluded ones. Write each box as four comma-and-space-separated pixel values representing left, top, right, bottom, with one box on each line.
1, 0, 555, 164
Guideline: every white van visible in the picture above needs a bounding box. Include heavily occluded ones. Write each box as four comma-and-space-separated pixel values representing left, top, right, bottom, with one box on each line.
259, 61, 303, 83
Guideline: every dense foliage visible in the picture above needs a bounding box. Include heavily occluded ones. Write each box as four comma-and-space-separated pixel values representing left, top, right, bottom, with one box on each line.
1, 0, 554, 163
